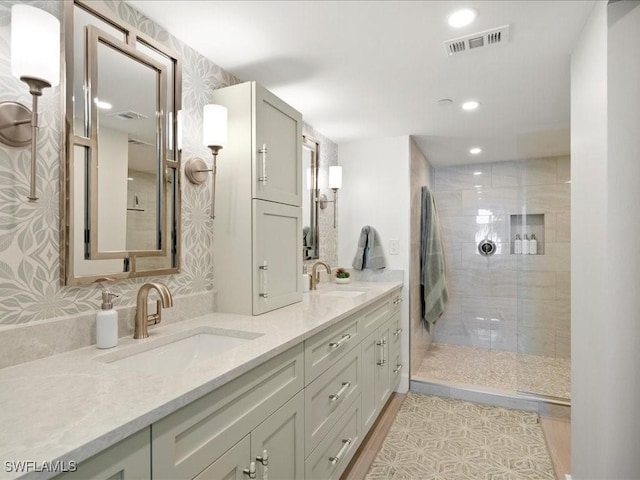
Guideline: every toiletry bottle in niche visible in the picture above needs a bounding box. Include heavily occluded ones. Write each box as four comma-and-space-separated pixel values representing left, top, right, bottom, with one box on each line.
96, 289, 119, 349
530, 234, 538, 255
522, 234, 530, 255
514, 234, 522, 255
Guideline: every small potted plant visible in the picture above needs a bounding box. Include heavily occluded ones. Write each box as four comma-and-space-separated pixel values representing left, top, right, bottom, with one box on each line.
335, 267, 351, 284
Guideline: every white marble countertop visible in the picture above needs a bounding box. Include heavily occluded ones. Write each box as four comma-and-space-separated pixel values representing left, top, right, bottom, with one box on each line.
0, 280, 402, 480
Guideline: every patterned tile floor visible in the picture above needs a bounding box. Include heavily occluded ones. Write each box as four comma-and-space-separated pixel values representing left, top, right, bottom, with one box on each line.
414, 343, 571, 399
365, 393, 555, 479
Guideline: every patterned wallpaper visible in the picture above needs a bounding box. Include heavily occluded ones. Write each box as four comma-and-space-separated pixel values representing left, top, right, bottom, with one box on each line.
0, 0, 240, 325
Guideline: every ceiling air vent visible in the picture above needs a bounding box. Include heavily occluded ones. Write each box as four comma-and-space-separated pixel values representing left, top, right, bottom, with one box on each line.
444, 25, 510, 56
107, 110, 148, 121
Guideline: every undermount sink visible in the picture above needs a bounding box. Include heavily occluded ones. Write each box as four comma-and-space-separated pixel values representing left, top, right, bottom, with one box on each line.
321, 290, 367, 298
97, 327, 262, 375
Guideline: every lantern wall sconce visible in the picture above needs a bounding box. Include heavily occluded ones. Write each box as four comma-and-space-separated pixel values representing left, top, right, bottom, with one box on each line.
318, 165, 342, 228
0, 5, 60, 202
184, 104, 228, 219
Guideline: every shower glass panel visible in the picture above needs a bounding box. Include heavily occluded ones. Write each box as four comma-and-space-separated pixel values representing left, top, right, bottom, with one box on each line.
515, 156, 571, 401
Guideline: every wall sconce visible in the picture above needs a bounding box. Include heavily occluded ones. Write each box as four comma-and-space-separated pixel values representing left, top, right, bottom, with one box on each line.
319, 165, 342, 228
184, 104, 228, 219
0, 5, 60, 202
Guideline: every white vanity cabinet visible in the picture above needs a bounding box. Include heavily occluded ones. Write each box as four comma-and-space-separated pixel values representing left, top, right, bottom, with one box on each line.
151, 345, 304, 479
52, 428, 150, 480
211, 81, 303, 315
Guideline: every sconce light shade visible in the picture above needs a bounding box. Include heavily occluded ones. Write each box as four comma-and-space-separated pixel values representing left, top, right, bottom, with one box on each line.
202, 104, 227, 148
11, 5, 60, 87
329, 165, 342, 190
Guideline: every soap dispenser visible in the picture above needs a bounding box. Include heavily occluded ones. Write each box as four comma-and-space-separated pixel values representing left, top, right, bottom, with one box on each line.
522, 234, 530, 255
96, 287, 119, 349
530, 234, 538, 255
514, 234, 522, 255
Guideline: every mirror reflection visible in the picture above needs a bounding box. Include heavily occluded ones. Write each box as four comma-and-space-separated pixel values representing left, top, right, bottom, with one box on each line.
302, 136, 319, 260
62, 0, 181, 285
95, 37, 161, 253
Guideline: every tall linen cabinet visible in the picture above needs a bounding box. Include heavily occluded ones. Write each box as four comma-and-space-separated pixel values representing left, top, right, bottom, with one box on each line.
211, 81, 303, 315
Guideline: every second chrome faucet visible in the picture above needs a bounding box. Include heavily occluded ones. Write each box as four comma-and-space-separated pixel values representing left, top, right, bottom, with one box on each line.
134, 282, 173, 339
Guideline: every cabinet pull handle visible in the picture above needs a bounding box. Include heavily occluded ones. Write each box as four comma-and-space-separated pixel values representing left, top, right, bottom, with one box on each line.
258, 144, 268, 183
393, 364, 403, 374
329, 438, 352, 465
393, 328, 402, 337
329, 333, 352, 349
259, 261, 268, 299
377, 339, 387, 366
393, 297, 403, 305
329, 381, 351, 401
256, 449, 269, 466
243, 461, 257, 478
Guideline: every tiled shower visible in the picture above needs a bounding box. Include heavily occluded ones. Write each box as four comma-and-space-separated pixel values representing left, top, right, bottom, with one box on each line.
415, 156, 570, 400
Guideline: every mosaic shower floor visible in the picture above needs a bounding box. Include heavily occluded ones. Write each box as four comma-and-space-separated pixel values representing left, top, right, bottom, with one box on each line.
415, 343, 571, 399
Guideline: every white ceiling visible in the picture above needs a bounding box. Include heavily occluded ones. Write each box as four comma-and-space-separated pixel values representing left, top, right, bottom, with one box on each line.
127, 0, 595, 166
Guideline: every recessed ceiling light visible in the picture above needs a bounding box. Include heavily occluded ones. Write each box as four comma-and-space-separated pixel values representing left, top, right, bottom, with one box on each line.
462, 100, 480, 111
473, 171, 482, 175
94, 98, 112, 110
448, 8, 478, 28
470, 147, 482, 154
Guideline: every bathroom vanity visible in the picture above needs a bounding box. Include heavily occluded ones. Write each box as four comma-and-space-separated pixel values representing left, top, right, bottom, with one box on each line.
0, 281, 402, 480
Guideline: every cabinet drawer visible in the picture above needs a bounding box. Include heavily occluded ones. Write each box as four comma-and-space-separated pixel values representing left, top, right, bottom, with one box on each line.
305, 394, 362, 480
304, 313, 360, 384
388, 310, 402, 354
360, 296, 392, 339
152, 344, 303, 479
390, 291, 403, 313
305, 345, 361, 454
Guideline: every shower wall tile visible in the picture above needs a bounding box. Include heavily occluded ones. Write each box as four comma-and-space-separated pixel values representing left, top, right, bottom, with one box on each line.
556, 272, 570, 301
517, 327, 556, 356
490, 269, 518, 298
556, 212, 571, 242
517, 271, 557, 299
490, 325, 517, 351
519, 299, 570, 331
523, 184, 571, 213
556, 330, 571, 358
556, 156, 571, 184
434, 164, 492, 192
491, 160, 524, 187
461, 243, 518, 270
435, 190, 463, 217
444, 242, 463, 270
519, 243, 570, 272
523, 157, 559, 186
433, 156, 571, 359
461, 297, 518, 324
462, 187, 520, 216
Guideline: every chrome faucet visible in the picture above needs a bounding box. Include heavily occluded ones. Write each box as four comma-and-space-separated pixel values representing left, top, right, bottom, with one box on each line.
134, 282, 174, 339
310, 260, 332, 290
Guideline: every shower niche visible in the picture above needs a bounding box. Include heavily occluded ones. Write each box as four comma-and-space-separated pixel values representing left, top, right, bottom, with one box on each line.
510, 214, 545, 255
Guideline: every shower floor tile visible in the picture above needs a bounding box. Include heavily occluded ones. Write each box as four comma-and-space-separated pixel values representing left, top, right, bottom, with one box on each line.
414, 343, 570, 399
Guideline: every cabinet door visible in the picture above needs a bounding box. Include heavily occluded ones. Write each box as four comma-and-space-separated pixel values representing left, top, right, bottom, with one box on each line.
194, 435, 251, 480
53, 428, 150, 480
360, 331, 378, 431
253, 200, 302, 314
375, 323, 392, 408
251, 391, 305, 480
254, 83, 302, 207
